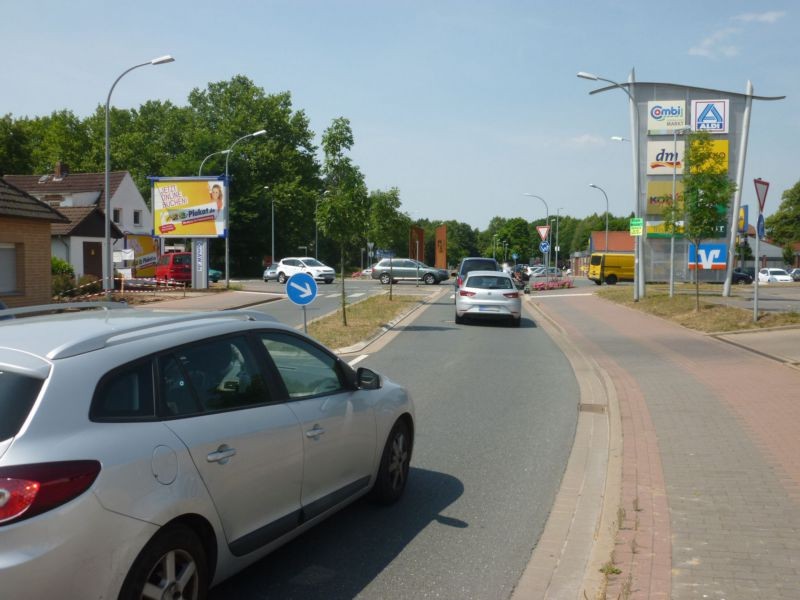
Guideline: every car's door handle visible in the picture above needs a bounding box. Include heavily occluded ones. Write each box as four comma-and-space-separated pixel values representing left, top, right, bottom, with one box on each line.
207, 445, 237, 464
305, 425, 325, 439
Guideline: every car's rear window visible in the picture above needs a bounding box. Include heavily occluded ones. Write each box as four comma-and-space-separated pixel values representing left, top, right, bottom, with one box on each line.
465, 275, 514, 290
462, 259, 498, 273
173, 254, 190, 266
0, 371, 43, 440
590, 255, 602, 266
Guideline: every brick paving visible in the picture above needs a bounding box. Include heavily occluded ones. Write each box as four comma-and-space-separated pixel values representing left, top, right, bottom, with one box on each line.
534, 294, 800, 600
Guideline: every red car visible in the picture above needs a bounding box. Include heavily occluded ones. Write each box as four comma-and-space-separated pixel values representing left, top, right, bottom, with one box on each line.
155, 251, 191, 283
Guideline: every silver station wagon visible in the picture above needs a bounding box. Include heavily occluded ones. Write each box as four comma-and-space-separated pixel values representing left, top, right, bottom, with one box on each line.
0, 303, 414, 599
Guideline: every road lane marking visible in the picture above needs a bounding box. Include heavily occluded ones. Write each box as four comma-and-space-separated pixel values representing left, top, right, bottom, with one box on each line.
348, 355, 368, 366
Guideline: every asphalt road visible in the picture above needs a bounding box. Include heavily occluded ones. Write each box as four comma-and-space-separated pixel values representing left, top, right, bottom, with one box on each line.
210, 288, 579, 599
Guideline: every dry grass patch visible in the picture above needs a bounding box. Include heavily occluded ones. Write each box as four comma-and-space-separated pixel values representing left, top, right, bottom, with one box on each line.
307, 294, 426, 349
597, 286, 800, 333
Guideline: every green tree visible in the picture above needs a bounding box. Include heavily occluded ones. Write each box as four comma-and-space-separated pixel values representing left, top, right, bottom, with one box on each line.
681, 131, 737, 310
765, 180, 800, 248
318, 117, 370, 324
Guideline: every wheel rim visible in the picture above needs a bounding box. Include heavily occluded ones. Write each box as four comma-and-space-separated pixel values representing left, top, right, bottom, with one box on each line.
380, 274, 390, 284
424, 274, 434, 284
387, 431, 409, 492
141, 548, 199, 600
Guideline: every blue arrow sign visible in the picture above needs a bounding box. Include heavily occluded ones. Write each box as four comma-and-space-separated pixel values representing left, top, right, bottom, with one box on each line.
757, 213, 766, 240
539, 241, 550, 254
286, 272, 318, 306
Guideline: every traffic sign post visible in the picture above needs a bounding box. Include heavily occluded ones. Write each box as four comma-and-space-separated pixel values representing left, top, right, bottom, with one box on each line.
539, 241, 550, 254
286, 272, 318, 333
536, 225, 550, 241
753, 179, 769, 323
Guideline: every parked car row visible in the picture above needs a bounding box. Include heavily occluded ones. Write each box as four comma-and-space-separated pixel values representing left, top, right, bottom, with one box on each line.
0, 303, 414, 598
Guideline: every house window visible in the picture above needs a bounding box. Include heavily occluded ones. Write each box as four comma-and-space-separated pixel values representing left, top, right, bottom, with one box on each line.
133, 210, 142, 226
0, 243, 17, 293
113, 208, 121, 224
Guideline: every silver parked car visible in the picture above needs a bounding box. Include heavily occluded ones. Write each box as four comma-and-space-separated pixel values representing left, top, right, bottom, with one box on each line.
371, 258, 449, 285
455, 270, 522, 326
263, 263, 279, 281
0, 303, 414, 599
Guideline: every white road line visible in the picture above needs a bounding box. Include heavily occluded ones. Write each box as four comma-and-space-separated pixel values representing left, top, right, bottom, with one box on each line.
348, 354, 368, 366
529, 292, 594, 298
325, 293, 339, 298
348, 293, 366, 298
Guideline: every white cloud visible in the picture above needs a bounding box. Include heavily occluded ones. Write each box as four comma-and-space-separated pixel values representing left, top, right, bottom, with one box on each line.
562, 134, 605, 148
688, 27, 741, 59
733, 11, 786, 23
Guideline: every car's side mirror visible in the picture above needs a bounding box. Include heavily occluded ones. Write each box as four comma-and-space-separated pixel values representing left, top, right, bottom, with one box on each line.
356, 367, 382, 390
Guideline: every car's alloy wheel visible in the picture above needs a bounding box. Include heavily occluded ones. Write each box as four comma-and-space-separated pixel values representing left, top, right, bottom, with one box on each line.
370, 420, 412, 504
380, 273, 391, 285
119, 524, 208, 600
277, 272, 287, 284
423, 273, 435, 285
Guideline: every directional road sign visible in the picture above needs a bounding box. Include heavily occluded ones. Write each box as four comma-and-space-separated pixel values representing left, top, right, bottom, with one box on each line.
754, 178, 769, 213
286, 272, 318, 306
536, 225, 550, 241
757, 214, 766, 240
539, 241, 550, 254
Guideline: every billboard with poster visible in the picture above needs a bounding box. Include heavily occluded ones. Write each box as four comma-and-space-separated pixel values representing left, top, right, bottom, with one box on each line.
151, 176, 227, 238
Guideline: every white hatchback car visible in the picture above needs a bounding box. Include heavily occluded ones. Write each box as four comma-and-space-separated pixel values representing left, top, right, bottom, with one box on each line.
0, 303, 414, 599
455, 270, 522, 327
275, 257, 336, 284
758, 268, 793, 283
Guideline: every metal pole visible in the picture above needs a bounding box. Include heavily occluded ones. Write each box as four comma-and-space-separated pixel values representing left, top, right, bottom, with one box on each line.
224, 130, 266, 288
670, 130, 678, 297
268, 186, 274, 266
198, 150, 230, 176
727, 81, 754, 298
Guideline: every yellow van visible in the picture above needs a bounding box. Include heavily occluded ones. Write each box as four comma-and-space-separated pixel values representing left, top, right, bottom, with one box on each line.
587, 252, 634, 285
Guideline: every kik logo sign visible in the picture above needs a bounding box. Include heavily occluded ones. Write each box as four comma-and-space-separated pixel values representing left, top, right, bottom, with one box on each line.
688, 243, 728, 270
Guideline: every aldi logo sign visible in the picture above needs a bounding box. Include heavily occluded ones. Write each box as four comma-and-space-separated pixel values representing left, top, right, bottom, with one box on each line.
691, 100, 729, 133
688, 243, 727, 270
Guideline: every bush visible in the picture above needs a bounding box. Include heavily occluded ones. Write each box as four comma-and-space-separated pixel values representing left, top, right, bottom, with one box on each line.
51, 256, 74, 277
52, 273, 77, 298
76, 274, 102, 296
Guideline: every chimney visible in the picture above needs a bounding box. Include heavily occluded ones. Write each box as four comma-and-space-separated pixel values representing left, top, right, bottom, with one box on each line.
53, 161, 69, 180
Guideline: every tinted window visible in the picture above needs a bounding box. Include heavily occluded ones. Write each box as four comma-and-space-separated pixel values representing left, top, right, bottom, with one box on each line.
0, 371, 42, 440
461, 259, 498, 273
91, 360, 155, 421
466, 275, 514, 290
159, 336, 271, 417
259, 333, 344, 399
173, 254, 190, 265
590, 255, 603, 266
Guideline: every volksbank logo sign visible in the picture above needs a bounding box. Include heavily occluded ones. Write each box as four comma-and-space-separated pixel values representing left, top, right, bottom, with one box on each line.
691, 99, 729, 134
647, 100, 686, 134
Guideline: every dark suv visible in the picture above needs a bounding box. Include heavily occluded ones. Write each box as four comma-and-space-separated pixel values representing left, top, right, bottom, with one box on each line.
455, 257, 500, 290
731, 268, 754, 285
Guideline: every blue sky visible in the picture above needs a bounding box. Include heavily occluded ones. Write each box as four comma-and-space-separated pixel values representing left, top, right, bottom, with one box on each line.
3, 1, 797, 229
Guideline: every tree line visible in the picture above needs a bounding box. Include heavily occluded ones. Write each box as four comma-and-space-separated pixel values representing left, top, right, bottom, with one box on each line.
4, 75, 795, 274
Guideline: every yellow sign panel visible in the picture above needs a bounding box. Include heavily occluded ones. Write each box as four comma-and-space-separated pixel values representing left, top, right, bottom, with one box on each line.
153, 178, 227, 238
127, 234, 159, 277
646, 180, 684, 215
688, 139, 729, 174
646, 220, 685, 238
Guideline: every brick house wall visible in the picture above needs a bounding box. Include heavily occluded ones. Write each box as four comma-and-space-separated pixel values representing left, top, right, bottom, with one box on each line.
0, 218, 53, 307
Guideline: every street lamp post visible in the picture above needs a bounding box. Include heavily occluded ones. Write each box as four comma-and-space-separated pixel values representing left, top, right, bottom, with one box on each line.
589, 183, 610, 253
578, 70, 641, 301
223, 129, 267, 287
523, 193, 549, 278
198, 149, 230, 176
669, 126, 692, 297
266, 186, 275, 267
104, 55, 174, 292
492, 234, 498, 260
553, 208, 563, 272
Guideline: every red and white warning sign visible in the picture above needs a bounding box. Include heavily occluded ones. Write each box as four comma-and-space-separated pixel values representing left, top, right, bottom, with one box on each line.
754, 178, 769, 213
536, 225, 550, 241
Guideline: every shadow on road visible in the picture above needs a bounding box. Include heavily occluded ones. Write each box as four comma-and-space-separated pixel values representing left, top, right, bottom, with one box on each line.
209, 467, 465, 599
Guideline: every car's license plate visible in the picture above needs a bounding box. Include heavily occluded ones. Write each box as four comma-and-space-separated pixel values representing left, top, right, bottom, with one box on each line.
478, 305, 498, 312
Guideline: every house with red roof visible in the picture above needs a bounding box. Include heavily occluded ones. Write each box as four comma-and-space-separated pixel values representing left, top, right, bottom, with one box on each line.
4, 162, 153, 279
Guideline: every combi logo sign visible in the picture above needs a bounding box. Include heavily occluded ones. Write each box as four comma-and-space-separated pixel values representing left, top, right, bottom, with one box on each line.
647, 101, 686, 133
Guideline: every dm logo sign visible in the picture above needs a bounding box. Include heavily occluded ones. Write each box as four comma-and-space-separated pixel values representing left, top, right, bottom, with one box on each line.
691, 99, 729, 134
688, 243, 727, 270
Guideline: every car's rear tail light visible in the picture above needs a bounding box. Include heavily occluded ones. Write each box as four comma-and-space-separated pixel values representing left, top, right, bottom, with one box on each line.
0, 461, 101, 525
503, 291, 520, 298
456, 276, 463, 288
459, 290, 476, 297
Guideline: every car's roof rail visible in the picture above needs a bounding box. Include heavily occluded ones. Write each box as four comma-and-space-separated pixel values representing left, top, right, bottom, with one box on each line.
0, 302, 128, 319
47, 309, 278, 360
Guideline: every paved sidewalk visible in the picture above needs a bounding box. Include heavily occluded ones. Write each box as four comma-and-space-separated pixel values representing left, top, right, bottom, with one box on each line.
532, 293, 800, 599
